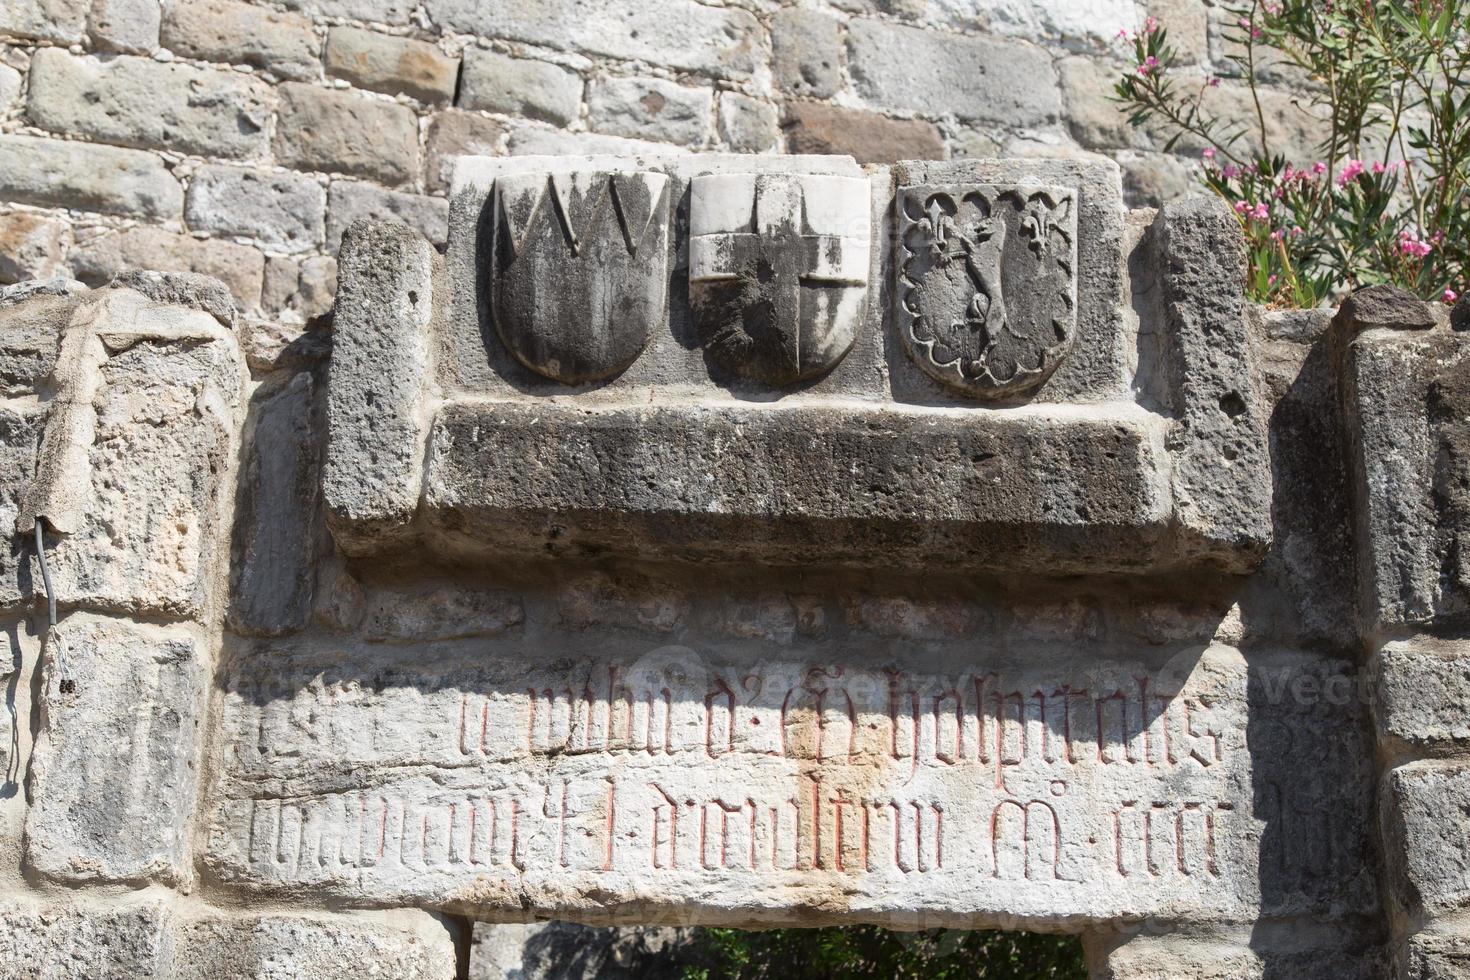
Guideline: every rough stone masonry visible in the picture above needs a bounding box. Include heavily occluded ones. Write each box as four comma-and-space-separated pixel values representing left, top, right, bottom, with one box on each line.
2, 146, 1469, 979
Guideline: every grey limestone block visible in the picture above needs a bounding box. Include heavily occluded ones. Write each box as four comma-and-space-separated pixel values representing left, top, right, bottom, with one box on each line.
186, 165, 327, 254
161, 0, 320, 81
88, 0, 161, 53
587, 76, 712, 147
718, 94, 779, 153
0, 900, 172, 977
1340, 287, 1470, 630
228, 372, 320, 638
1375, 638, 1470, 750
13, 288, 245, 617
772, 8, 843, 99
324, 221, 439, 554
69, 226, 265, 311
25, 614, 206, 885
0, 211, 67, 284
1151, 195, 1272, 570
458, 49, 583, 127
1383, 760, 1470, 919
0, 0, 88, 43
1397, 929, 1470, 980
426, 110, 505, 193
0, 134, 183, 220
26, 49, 273, 159
108, 270, 237, 326
425, 0, 762, 80
847, 19, 1060, 126
1085, 924, 1383, 980
326, 180, 449, 251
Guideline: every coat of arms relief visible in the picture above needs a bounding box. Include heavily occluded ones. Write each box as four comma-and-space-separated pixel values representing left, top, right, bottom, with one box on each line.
896, 184, 1078, 398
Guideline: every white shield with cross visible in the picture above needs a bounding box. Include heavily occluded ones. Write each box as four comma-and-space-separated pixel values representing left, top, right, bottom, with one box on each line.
689, 173, 871, 387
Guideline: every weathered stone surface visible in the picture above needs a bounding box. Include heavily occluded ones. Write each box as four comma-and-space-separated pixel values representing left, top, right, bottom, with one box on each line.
782, 102, 945, 164
26, 49, 273, 159
426, 110, 505, 192
172, 910, 458, 979
69, 226, 264, 311
1339, 283, 1437, 334
1087, 925, 1382, 979
186, 165, 327, 254
470, 921, 696, 980
1384, 760, 1470, 917
718, 94, 778, 153
489, 170, 669, 384
274, 83, 420, 185
88, 0, 161, 53
426, 0, 762, 79
587, 77, 712, 147
229, 373, 319, 637
0, 62, 20, 111
0, 134, 182, 219
0, 291, 67, 396
326, 26, 458, 104
362, 581, 524, 642
205, 642, 1371, 925
846, 20, 1059, 126
1376, 639, 1470, 749
281, 0, 412, 24
324, 222, 438, 552
508, 128, 689, 157
0, 900, 171, 976
459, 49, 583, 126
1398, 929, 1470, 980
0, 403, 45, 609
689, 172, 869, 385
162, 0, 319, 81
0, 0, 88, 43
17, 289, 244, 615
0, 212, 67, 284
894, 181, 1077, 398
1150, 196, 1272, 568
326, 180, 449, 251
772, 8, 843, 99
1342, 304, 1470, 628
108, 270, 236, 326
26, 614, 205, 884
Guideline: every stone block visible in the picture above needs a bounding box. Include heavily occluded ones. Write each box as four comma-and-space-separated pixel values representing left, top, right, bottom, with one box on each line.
274, 83, 420, 185
281, 0, 412, 23
204, 643, 1373, 924
362, 582, 524, 642
0, 291, 67, 396
846, 19, 1059, 126
718, 94, 778, 153
425, 0, 762, 79
926, 0, 1137, 46
88, 0, 161, 53
26, 49, 273, 159
324, 222, 439, 552
1341, 298, 1470, 628
1086, 924, 1381, 980
16, 289, 244, 616
772, 8, 843, 98
0, 900, 171, 977
326, 180, 449, 251
25, 614, 206, 885
325, 26, 457, 104
426, 110, 505, 193
0, 134, 182, 219
1385, 760, 1470, 917
1150, 196, 1272, 567
1150, 0, 1210, 65
1376, 639, 1470, 749
507, 127, 689, 157
0, 212, 67, 284
1399, 930, 1470, 980
458, 49, 582, 126
782, 102, 944, 164
0, 403, 46, 610
0, 62, 19, 111
228, 373, 319, 637
0, 0, 88, 42
69, 226, 265, 311
587, 76, 711, 147
168, 911, 458, 979
186, 165, 327, 254
109, 270, 237, 327
162, 0, 318, 81
261, 256, 336, 321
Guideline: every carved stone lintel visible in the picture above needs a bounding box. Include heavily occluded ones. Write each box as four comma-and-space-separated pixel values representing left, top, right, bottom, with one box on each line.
491, 170, 670, 385
689, 172, 870, 386
896, 183, 1077, 398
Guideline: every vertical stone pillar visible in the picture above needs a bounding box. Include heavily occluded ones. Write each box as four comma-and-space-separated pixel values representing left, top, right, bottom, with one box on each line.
1337, 285, 1470, 977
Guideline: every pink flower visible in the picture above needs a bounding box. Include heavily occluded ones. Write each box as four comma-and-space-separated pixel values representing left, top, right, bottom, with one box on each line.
1208, 76, 1221, 87
1251, 202, 1270, 221
1145, 16, 1159, 32
1446, 289, 1460, 304
1398, 231, 1433, 258
1234, 201, 1251, 214
1116, 26, 1131, 39
1270, 229, 1285, 241
1221, 164, 1240, 179
1372, 161, 1386, 174
1292, 226, 1304, 237
1202, 147, 1216, 160
1313, 161, 1328, 175
1338, 160, 1365, 186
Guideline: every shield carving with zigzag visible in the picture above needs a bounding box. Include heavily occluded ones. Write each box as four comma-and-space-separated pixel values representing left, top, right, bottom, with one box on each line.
491, 170, 670, 385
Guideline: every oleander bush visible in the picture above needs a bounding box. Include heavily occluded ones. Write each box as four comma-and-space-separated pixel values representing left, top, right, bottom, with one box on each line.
1114, 0, 1468, 308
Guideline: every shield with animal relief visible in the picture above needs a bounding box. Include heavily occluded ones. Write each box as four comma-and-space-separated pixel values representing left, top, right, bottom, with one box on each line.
896, 184, 1078, 398
688, 172, 871, 387
490, 170, 670, 385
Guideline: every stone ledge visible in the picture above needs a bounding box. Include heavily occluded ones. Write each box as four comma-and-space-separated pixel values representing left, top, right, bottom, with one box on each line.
420, 400, 1180, 574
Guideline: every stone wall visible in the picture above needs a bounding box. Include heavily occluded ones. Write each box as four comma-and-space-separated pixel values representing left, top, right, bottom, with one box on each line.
0, 0, 1327, 344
